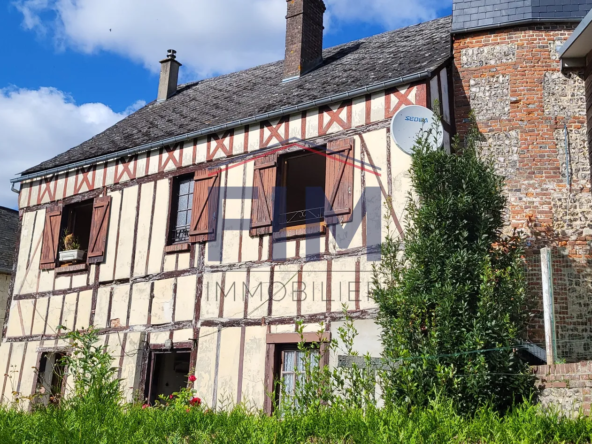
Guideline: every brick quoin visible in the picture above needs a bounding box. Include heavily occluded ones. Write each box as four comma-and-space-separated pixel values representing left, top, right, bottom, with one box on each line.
452, 24, 592, 362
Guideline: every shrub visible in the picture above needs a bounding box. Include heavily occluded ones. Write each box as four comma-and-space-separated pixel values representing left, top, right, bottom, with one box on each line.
373, 119, 535, 413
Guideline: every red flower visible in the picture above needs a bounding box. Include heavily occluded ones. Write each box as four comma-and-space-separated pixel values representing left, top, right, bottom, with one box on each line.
188, 375, 197, 382
186, 408, 190, 413
169, 395, 174, 399
190, 397, 201, 406
142, 404, 149, 409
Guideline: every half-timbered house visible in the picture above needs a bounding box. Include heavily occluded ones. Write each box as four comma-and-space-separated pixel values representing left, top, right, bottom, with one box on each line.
0, 1, 453, 410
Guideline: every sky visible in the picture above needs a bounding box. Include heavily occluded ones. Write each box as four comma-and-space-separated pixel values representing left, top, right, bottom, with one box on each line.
0, 0, 451, 209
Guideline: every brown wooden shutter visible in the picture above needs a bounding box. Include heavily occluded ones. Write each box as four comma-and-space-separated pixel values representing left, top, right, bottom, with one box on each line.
87, 195, 112, 263
324, 138, 354, 225
189, 168, 221, 243
40, 205, 62, 270
250, 153, 278, 236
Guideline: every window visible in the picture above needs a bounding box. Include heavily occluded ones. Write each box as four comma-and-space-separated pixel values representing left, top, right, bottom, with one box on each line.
60, 201, 93, 253
277, 150, 326, 229
278, 347, 319, 406
250, 138, 355, 239
144, 348, 191, 404
40, 196, 111, 270
35, 352, 67, 405
168, 174, 194, 244
264, 332, 329, 414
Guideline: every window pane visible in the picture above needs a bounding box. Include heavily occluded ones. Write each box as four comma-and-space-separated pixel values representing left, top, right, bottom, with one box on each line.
283, 351, 295, 372
176, 211, 187, 227
178, 195, 188, 211
179, 181, 189, 195
283, 373, 294, 395
297, 351, 306, 372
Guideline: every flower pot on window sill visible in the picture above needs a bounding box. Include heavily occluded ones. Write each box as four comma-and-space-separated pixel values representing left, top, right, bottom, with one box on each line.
58, 249, 86, 263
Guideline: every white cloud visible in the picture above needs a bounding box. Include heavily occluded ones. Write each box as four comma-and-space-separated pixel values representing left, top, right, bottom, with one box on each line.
13, 0, 446, 79
0, 87, 142, 208
325, 0, 444, 30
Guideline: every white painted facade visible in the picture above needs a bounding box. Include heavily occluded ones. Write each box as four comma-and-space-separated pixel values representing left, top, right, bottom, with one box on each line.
1, 70, 452, 410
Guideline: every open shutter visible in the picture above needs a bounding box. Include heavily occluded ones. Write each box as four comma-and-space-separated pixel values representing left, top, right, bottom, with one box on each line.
189, 168, 221, 243
87, 195, 112, 263
324, 138, 354, 225
250, 153, 278, 236
40, 205, 62, 270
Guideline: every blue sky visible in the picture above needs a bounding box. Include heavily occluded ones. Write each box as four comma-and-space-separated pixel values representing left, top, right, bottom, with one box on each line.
0, 0, 451, 208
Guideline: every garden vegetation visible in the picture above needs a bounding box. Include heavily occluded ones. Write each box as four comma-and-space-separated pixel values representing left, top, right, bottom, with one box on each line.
1, 122, 591, 443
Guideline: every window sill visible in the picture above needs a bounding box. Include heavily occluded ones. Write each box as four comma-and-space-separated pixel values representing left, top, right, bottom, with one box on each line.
164, 243, 191, 254
55, 263, 88, 275
272, 223, 326, 241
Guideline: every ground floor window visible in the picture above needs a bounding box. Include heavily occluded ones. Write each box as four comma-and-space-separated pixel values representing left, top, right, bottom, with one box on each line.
264, 332, 329, 414
278, 347, 320, 406
144, 348, 191, 404
35, 352, 67, 405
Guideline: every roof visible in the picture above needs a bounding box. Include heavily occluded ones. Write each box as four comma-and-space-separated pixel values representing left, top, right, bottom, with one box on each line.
0, 207, 18, 274
23, 16, 452, 175
559, 6, 592, 59
452, 0, 592, 33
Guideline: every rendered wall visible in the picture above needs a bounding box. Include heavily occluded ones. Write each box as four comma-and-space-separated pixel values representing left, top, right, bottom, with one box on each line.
1, 72, 453, 408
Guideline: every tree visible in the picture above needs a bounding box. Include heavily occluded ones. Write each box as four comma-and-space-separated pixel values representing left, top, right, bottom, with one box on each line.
373, 120, 534, 413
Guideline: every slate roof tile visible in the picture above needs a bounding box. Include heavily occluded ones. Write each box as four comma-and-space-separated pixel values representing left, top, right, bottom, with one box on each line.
24, 16, 452, 175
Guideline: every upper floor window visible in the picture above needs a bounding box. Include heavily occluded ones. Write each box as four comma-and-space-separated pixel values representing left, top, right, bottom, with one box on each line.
250, 138, 355, 239
59, 200, 93, 258
168, 174, 194, 244
277, 150, 326, 229
40, 195, 112, 270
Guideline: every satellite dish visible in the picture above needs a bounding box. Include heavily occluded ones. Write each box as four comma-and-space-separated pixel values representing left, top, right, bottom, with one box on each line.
390, 105, 443, 155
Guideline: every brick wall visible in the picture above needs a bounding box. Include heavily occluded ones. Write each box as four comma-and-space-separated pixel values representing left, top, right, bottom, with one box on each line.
284, 0, 326, 79
453, 23, 592, 362
533, 361, 592, 416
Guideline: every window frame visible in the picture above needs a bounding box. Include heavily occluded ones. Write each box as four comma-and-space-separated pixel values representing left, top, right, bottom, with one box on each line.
33, 348, 69, 406
272, 147, 328, 241
141, 342, 194, 405
264, 332, 330, 415
166, 173, 195, 248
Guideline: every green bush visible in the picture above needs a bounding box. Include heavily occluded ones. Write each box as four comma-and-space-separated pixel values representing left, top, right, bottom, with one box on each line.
1, 398, 591, 443
373, 120, 535, 413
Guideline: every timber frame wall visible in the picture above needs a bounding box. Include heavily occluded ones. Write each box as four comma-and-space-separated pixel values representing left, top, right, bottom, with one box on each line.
1, 66, 453, 410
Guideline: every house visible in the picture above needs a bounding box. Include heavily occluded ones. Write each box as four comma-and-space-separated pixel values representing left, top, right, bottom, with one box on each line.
2, 0, 592, 411
0, 207, 18, 333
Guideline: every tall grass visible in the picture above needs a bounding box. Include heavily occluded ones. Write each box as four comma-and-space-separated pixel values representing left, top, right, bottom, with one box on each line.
0, 399, 591, 443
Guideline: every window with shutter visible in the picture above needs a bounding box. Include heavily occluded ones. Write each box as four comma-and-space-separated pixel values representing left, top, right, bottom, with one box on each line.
324, 138, 354, 225
87, 196, 112, 263
40, 205, 62, 270
250, 153, 278, 236
273, 149, 327, 240
189, 169, 221, 243
168, 174, 194, 244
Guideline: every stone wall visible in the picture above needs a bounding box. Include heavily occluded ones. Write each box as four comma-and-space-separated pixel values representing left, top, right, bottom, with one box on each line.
533, 361, 592, 417
453, 23, 592, 362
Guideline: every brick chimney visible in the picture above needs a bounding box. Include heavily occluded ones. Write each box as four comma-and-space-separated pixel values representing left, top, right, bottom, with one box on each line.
157, 49, 182, 102
283, 0, 326, 81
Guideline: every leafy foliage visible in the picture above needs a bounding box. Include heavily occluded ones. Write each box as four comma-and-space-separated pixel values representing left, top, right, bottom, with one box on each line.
373, 119, 534, 413
277, 307, 377, 414
1, 398, 591, 443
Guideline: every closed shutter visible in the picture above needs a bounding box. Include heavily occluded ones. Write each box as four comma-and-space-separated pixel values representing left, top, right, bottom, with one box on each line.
40, 205, 62, 270
189, 168, 221, 243
250, 153, 278, 236
324, 138, 354, 225
88, 195, 112, 263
